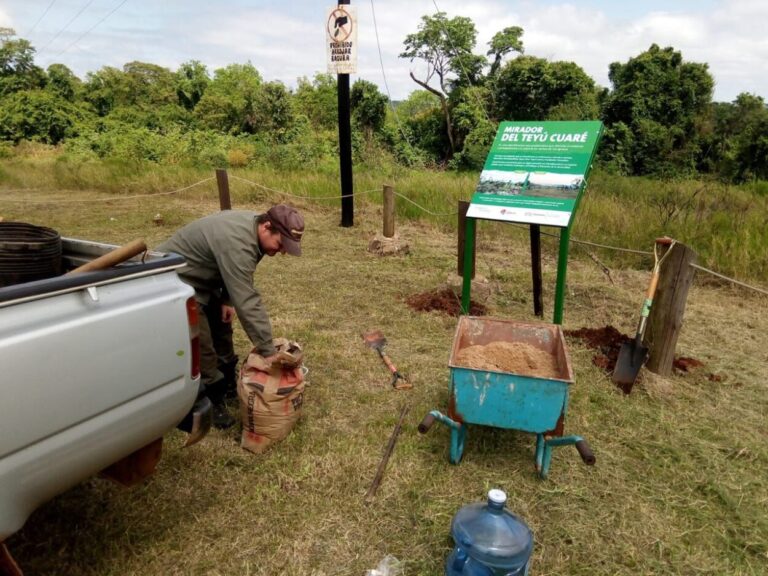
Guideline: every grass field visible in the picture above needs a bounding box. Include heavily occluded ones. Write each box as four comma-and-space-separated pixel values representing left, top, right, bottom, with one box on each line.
1, 169, 767, 575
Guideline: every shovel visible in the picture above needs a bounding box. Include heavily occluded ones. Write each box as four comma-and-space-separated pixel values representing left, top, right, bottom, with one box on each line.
361, 330, 412, 390
613, 237, 675, 393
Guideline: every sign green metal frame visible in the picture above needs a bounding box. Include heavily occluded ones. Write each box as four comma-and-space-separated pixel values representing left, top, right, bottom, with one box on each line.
461, 121, 603, 324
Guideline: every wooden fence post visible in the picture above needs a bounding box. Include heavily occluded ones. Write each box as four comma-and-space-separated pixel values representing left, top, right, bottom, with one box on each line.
383, 185, 395, 238
457, 200, 476, 279
216, 169, 232, 210
645, 243, 698, 376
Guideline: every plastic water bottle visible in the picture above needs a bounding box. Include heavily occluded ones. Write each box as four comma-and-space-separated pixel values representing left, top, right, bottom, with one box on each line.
446, 489, 533, 576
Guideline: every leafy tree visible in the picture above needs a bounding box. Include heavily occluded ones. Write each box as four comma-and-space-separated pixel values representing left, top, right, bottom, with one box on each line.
716, 94, 768, 182
45, 63, 81, 101
193, 64, 293, 139
254, 81, 295, 142
175, 60, 210, 110
194, 63, 263, 134
400, 12, 485, 156
393, 89, 440, 118
449, 85, 493, 164
487, 26, 524, 76
351, 79, 387, 138
123, 61, 177, 107
294, 73, 338, 130
493, 56, 598, 121
0, 29, 46, 96
698, 93, 768, 181
83, 66, 131, 116
601, 44, 714, 175
0, 89, 87, 143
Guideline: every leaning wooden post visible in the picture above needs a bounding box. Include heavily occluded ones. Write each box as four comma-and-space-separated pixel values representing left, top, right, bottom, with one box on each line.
645, 243, 698, 375
457, 200, 476, 279
216, 169, 232, 210
383, 184, 395, 238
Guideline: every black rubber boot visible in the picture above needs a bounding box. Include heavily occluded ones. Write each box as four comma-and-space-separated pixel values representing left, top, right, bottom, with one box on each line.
219, 357, 239, 401
211, 402, 235, 430
205, 378, 235, 430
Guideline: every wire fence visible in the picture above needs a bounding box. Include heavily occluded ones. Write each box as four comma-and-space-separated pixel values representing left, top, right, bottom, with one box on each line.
2, 173, 765, 296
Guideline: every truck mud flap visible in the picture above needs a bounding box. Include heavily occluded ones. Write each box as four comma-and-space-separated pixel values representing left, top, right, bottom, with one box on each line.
177, 396, 213, 447
100, 438, 163, 487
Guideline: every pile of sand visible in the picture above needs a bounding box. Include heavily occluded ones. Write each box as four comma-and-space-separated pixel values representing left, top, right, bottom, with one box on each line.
454, 341, 560, 378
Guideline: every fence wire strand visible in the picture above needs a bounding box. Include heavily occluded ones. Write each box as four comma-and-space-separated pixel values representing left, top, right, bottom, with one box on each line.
0, 177, 215, 204
3, 172, 765, 297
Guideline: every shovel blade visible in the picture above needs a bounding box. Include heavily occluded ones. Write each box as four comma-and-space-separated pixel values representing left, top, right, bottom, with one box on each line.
612, 341, 648, 394
361, 330, 387, 350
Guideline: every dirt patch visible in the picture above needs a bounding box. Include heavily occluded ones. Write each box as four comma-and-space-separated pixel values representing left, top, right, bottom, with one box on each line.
674, 356, 704, 372
564, 326, 630, 373
566, 326, 713, 379
454, 341, 560, 378
405, 287, 487, 316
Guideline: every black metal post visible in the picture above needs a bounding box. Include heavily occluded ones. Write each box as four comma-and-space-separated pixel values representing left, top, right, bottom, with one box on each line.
530, 224, 543, 317
338, 0, 354, 227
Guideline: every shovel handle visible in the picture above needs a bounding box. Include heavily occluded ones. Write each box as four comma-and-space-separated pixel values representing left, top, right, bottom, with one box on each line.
379, 350, 399, 375
67, 239, 147, 274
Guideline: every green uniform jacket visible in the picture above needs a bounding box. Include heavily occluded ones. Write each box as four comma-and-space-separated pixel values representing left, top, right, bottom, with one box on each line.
158, 210, 275, 355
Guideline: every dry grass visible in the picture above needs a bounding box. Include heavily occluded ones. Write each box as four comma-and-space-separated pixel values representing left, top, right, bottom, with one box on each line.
2, 182, 767, 576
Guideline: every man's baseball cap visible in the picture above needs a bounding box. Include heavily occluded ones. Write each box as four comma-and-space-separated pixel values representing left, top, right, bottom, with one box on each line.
266, 204, 304, 256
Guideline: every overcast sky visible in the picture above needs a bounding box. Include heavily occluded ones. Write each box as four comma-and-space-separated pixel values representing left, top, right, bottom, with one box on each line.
1, 0, 766, 104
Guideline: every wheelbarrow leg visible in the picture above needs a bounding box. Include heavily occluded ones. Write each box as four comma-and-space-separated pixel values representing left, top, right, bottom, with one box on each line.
537, 435, 596, 479
535, 434, 553, 479
417, 410, 467, 465
450, 424, 467, 465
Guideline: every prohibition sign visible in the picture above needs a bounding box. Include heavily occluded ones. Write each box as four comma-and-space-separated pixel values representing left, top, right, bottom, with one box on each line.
327, 7, 353, 43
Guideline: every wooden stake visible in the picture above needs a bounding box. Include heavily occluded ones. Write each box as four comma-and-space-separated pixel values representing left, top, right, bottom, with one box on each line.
216, 169, 232, 210
365, 404, 409, 502
645, 243, 698, 375
383, 185, 395, 238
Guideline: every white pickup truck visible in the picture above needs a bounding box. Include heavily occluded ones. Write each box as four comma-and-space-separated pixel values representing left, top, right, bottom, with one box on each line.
0, 235, 209, 572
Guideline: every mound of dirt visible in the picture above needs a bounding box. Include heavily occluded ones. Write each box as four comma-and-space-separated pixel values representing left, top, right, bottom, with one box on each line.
564, 326, 630, 373
566, 326, 711, 378
406, 287, 487, 316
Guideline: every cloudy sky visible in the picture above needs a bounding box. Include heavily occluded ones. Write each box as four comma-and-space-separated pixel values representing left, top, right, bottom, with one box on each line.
1, 0, 766, 103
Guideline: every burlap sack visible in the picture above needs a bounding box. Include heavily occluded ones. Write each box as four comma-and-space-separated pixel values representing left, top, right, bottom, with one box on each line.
238, 339, 305, 454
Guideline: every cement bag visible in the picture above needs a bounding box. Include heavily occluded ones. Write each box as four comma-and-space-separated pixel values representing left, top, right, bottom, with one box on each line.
238, 338, 305, 454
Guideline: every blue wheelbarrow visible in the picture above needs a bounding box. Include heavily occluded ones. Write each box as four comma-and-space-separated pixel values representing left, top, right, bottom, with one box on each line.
419, 316, 595, 478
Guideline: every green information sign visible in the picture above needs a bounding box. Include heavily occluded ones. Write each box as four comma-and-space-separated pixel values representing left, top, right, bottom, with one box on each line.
467, 121, 603, 228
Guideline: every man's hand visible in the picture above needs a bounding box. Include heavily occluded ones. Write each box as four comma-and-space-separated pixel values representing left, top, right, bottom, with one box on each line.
221, 305, 236, 323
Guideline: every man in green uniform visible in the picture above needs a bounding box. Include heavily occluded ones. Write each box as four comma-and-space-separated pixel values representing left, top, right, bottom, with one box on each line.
158, 204, 304, 428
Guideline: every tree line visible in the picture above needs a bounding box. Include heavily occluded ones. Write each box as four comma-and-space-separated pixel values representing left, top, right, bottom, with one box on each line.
1, 14, 767, 183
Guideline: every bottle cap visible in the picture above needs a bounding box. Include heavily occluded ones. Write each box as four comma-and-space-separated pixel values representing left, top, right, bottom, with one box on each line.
488, 489, 507, 506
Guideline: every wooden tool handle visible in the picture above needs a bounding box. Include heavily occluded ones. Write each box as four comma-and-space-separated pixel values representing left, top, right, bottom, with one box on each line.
67, 239, 148, 275
380, 351, 399, 374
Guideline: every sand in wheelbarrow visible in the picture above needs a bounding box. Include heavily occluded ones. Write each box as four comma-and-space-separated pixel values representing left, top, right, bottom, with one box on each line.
405, 287, 487, 316
455, 341, 560, 379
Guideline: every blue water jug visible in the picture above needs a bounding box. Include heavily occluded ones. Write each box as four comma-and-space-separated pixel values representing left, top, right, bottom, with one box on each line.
446, 489, 533, 576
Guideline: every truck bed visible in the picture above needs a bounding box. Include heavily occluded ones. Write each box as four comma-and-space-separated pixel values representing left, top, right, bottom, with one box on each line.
0, 238, 202, 541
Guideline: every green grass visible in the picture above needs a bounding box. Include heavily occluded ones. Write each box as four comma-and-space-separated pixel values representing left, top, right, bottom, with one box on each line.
2, 161, 768, 575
